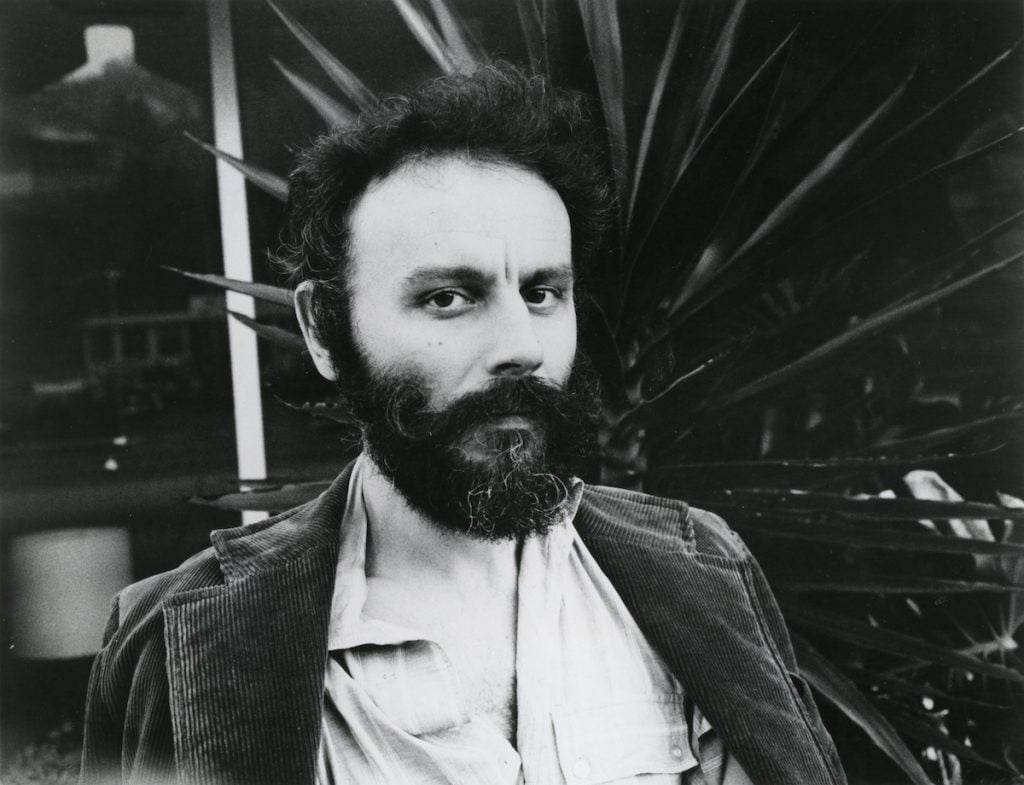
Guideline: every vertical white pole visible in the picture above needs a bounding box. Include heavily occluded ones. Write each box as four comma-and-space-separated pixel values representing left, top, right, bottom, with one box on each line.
208, 0, 268, 524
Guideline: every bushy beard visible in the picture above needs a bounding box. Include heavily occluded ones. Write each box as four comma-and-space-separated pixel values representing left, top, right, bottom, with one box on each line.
344, 360, 603, 541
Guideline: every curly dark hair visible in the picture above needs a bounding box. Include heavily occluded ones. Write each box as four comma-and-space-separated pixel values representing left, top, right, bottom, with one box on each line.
274, 62, 613, 380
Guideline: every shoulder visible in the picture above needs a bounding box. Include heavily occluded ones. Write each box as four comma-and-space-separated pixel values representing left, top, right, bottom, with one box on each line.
579, 483, 748, 560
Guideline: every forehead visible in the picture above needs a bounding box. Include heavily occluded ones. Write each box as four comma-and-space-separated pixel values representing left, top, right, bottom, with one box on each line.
346, 157, 571, 283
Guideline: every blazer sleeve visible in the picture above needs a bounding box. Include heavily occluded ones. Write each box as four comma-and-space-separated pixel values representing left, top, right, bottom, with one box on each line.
79, 596, 123, 785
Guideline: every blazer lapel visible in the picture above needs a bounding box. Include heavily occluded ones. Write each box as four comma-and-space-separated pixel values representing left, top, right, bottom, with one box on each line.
163, 465, 353, 785
575, 486, 840, 785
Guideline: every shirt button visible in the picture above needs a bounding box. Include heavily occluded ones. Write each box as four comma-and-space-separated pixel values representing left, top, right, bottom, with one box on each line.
671, 745, 685, 760
572, 757, 592, 779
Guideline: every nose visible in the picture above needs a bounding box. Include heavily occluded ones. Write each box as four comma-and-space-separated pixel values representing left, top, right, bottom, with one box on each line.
486, 296, 543, 377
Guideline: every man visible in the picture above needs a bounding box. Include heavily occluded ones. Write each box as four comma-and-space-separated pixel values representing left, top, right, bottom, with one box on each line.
80, 65, 846, 785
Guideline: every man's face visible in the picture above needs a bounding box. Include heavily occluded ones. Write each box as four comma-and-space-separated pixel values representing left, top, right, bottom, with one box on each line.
347, 156, 577, 415
296, 156, 599, 538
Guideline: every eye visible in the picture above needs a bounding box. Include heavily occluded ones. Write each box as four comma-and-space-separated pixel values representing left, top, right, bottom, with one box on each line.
423, 289, 474, 313
523, 286, 564, 310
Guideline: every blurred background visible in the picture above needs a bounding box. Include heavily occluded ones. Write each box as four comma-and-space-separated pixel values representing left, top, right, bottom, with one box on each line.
0, 0, 1021, 783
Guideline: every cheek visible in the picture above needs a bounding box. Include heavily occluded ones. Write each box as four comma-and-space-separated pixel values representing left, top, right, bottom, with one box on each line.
545, 312, 578, 383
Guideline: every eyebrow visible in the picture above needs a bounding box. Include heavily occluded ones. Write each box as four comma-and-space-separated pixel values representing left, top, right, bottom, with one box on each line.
402, 264, 575, 290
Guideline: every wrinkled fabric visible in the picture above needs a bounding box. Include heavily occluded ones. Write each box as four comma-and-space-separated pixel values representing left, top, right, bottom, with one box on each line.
80, 460, 846, 785
316, 456, 737, 784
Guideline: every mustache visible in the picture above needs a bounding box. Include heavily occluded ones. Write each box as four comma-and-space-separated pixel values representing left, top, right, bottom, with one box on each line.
381, 375, 587, 443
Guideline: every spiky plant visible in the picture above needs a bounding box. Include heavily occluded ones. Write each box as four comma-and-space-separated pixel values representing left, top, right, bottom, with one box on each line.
184, 1, 1024, 781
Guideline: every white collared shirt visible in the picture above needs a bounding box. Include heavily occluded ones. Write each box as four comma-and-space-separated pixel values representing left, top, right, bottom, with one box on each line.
317, 454, 747, 784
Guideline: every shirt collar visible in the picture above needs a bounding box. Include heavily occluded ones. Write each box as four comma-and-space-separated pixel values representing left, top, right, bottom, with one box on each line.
326, 453, 585, 652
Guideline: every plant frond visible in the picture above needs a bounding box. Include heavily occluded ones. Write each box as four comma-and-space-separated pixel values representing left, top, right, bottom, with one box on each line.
183, 133, 289, 202
271, 57, 356, 128
732, 516, 1024, 558
711, 488, 1024, 521
704, 249, 1024, 413
793, 636, 934, 785
389, 0, 460, 74
190, 481, 332, 512
267, 0, 377, 112
778, 575, 1024, 595
425, 0, 482, 71
785, 604, 1024, 684
575, 0, 627, 221
166, 267, 294, 308
228, 311, 307, 352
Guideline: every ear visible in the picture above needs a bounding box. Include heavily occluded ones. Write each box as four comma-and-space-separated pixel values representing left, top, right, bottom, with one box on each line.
294, 280, 338, 382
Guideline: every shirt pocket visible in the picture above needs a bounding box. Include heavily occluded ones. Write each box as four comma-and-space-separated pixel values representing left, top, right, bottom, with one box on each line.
552, 694, 697, 784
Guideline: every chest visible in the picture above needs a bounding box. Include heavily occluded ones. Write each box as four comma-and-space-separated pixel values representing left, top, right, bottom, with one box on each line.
363, 577, 518, 740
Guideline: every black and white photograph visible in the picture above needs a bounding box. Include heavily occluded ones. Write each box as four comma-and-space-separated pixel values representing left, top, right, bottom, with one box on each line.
1, 0, 1022, 783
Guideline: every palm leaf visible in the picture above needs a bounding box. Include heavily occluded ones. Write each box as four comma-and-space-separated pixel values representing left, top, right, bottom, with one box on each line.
183, 133, 289, 202
425, 0, 482, 71
280, 399, 359, 426
785, 604, 1024, 684
167, 267, 294, 308
190, 481, 331, 512
267, 0, 377, 112
888, 713, 1012, 770
777, 575, 1024, 595
673, 0, 748, 187
793, 635, 933, 785
620, 30, 797, 333
844, 666, 1013, 709
851, 40, 1021, 180
389, 0, 459, 74
670, 76, 908, 314
228, 311, 307, 353
705, 249, 1024, 412
867, 411, 1024, 455
732, 517, 1024, 558
711, 488, 1024, 521
514, 0, 548, 74
575, 0, 627, 217
627, 0, 686, 226
271, 58, 356, 128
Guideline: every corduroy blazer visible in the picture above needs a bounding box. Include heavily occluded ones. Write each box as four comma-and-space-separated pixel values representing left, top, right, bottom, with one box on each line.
80, 461, 847, 785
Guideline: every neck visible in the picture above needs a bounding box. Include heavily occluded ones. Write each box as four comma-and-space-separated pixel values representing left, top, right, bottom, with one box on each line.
361, 457, 519, 593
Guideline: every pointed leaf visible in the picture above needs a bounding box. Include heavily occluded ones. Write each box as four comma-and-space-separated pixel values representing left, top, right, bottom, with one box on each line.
777, 574, 1024, 594
869, 410, 1024, 455
706, 248, 1024, 412
672, 77, 907, 311
228, 311, 307, 353
793, 636, 934, 785
184, 133, 289, 202
575, 0, 628, 211
731, 517, 1024, 558
425, 0, 481, 71
785, 604, 1024, 684
628, 1, 686, 224
888, 713, 1012, 769
855, 40, 1021, 177
190, 481, 331, 512
267, 0, 377, 112
390, 0, 458, 74
271, 58, 356, 128
167, 267, 294, 308
650, 450, 987, 473
281, 399, 359, 426
715, 488, 1024, 521
515, 0, 547, 74
620, 29, 797, 335
713, 124, 1024, 318
674, 0, 747, 182
844, 666, 1012, 709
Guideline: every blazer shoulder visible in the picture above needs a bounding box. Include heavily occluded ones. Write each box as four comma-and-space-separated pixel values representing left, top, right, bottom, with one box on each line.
581, 483, 748, 560
113, 546, 224, 635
